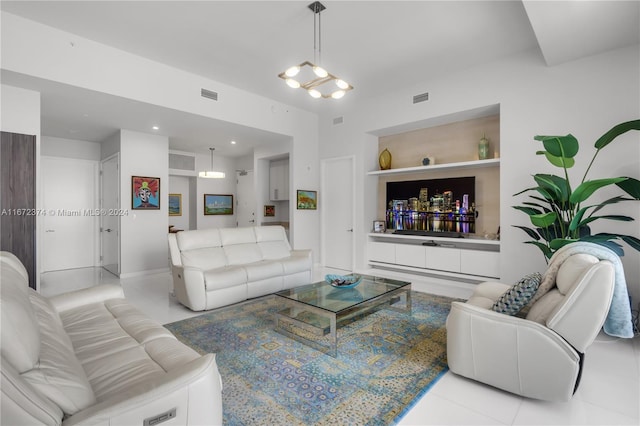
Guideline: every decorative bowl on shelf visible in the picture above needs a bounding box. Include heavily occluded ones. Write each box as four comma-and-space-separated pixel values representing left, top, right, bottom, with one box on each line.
325, 274, 362, 288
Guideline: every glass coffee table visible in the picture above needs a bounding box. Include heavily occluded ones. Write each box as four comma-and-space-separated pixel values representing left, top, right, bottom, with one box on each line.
274, 274, 411, 357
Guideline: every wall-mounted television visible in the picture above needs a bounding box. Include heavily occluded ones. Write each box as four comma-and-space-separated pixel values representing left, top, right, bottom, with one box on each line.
386, 176, 476, 236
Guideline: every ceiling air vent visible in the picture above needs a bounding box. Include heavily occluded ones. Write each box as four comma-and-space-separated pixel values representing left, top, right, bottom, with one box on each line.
201, 88, 218, 101
333, 116, 344, 125
413, 92, 429, 104
169, 153, 196, 171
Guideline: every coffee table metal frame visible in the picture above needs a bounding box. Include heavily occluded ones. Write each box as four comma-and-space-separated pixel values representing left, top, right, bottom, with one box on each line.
274, 275, 411, 357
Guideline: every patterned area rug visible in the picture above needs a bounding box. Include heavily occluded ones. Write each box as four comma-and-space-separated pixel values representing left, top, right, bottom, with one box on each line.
165, 291, 456, 425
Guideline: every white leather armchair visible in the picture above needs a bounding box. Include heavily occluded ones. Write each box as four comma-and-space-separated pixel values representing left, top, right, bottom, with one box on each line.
446, 253, 615, 401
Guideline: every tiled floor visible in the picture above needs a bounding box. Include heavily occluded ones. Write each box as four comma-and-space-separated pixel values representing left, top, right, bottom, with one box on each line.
40, 266, 640, 425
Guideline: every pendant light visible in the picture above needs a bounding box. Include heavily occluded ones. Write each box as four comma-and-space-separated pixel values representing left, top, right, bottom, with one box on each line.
278, 1, 353, 99
199, 148, 225, 179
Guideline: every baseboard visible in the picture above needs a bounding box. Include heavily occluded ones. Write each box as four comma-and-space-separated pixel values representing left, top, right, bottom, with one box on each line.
118, 267, 170, 279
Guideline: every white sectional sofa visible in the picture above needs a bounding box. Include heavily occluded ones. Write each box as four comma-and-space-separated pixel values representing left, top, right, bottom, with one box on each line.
168, 225, 312, 311
0, 251, 223, 426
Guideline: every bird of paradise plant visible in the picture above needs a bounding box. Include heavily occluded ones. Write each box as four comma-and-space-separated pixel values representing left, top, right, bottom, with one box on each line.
513, 119, 640, 260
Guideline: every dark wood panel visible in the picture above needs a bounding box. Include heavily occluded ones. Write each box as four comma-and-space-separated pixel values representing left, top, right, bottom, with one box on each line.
1, 131, 36, 289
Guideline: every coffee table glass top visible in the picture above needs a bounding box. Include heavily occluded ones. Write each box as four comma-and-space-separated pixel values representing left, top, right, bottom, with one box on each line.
274, 274, 410, 314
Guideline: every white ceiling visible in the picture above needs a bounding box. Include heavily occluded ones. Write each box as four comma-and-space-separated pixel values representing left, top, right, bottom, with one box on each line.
1, 1, 638, 157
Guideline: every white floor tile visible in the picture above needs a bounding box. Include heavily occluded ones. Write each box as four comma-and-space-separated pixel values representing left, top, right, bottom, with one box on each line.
514, 397, 638, 425
398, 392, 508, 425
430, 372, 523, 425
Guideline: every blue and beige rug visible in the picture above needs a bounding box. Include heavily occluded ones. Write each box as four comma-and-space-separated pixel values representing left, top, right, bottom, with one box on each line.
165, 291, 456, 425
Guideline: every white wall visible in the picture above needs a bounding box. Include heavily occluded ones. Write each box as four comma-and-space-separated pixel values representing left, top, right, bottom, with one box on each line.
119, 130, 169, 277
41, 136, 101, 161
1, 84, 42, 288
319, 46, 640, 302
1, 11, 321, 257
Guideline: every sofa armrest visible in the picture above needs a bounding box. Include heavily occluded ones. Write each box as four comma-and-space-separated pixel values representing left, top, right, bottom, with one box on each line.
62, 354, 223, 426
290, 249, 312, 260
446, 301, 580, 401
49, 284, 125, 313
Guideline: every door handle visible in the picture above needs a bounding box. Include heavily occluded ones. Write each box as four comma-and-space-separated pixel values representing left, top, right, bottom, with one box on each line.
45, 229, 55, 233
347, 229, 353, 232
249, 220, 255, 223
105, 228, 113, 233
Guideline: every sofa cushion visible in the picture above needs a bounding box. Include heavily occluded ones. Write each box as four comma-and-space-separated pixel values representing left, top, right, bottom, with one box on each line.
181, 247, 227, 271
0, 261, 40, 373
526, 289, 566, 324
255, 226, 292, 260
177, 228, 222, 251
244, 260, 284, 282
491, 273, 542, 316
281, 253, 312, 275
204, 266, 248, 291
224, 244, 263, 265
556, 254, 599, 295
22, 291, 96, 415
466, 282, 511, 309
220, 227, 256, 246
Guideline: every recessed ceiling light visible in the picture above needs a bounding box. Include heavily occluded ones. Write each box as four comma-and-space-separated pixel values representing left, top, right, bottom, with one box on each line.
230, 140, 237, 145
152, 126, 159, 130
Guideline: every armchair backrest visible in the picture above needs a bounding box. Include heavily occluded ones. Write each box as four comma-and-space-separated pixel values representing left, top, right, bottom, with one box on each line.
526, 255, 615, 352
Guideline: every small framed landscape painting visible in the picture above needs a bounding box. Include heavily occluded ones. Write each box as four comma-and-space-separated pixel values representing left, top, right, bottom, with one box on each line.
264, 205, 275, 217
132, 176, 160, 210
168, 194, 182, 216
296, 190, 317, 210
204, 194, 234, 215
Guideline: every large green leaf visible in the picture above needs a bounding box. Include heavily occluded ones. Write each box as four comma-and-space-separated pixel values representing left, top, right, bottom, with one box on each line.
549, 238, 578, 250
571, 214, 634, 231
594, 119, 640, 149
524, 241, 553, 259
512, 205, 541, 216
535, 174, 570, 202
542, 151, 575, 169
535, 134, 579, 158
513, 225, 541, 240
621, 235, 640, 252
513, 186, 540, 197
590, 195, 635, 215
530, 212, 558, 228
616, 177, 640, 199
569, 178, 628, 204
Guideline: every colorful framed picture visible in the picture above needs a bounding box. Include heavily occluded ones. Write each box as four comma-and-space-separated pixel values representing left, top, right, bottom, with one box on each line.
296, 190, 317, 210
204, 194, 234, 215
168, 194, 182, 216
264, 205, 275, 217
132, 176, 160, 210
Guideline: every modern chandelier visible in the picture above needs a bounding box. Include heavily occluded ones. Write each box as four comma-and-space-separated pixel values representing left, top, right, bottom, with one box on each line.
278, 1, 353, 99
199, 147, 225, 179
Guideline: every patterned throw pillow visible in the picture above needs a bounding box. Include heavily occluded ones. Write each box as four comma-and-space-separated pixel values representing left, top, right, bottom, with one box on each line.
491, 272, 542, 316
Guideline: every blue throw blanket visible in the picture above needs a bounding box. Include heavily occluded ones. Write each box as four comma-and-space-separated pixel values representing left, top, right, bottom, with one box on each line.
536, 242, 634, 338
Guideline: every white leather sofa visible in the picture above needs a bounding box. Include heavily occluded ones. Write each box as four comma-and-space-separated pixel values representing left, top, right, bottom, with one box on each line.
0, 251, 223, 425
446, 252, 615, 401
168, 225, 312, 311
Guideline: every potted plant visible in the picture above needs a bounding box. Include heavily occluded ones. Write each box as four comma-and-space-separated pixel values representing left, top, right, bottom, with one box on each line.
513, 119, 640, 260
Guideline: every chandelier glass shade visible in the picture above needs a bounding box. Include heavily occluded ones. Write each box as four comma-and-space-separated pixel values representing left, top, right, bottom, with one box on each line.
278, 1, 352, 99
199, 148, 225, 179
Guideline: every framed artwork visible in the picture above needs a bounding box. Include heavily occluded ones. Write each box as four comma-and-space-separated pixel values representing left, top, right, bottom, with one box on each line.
132, 176, 160, 210
204, 194, 234, 215
168, 194, 182, 216
373, 220, 386, 233
296, 190, 317, 210
264, 205, 275, 217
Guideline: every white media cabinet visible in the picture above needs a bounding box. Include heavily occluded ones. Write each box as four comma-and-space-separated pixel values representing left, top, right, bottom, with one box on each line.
367, 232, 500, 281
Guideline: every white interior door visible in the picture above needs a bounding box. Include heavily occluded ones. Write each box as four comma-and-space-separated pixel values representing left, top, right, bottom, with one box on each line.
101, 155, 120, 276
236, 170, 256, 227
322, 157, 355, 271
41, 157, 98, 272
